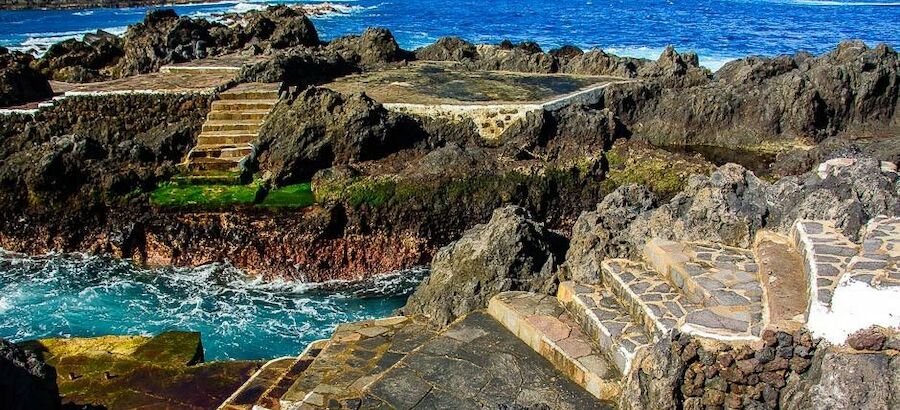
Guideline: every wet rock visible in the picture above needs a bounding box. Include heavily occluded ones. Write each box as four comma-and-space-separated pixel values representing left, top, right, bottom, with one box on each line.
402, 206, 566, 327
0, 338, 60, 410
0, 47, 52, 107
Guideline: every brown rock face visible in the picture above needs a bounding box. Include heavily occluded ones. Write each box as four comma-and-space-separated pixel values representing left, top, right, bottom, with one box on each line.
847, 327, 887, 351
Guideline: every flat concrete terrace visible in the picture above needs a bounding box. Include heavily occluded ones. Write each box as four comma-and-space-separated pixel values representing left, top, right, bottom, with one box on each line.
323, 61, 631, 138
55, 70, 231, 96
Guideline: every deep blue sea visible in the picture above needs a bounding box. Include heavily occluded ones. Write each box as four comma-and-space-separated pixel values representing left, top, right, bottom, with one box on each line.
1, 0, 899, 70
0, 250, 423, 360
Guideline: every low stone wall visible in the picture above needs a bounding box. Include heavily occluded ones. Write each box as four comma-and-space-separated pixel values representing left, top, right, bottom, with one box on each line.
676, 329, 818, 409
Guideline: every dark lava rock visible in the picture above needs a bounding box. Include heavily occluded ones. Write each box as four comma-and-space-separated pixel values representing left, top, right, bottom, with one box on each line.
0, 338, 60, 410
414, 36, 478, 61
0, 47, 52, 107
402, 205, 566, 327
255, 87, 414, 184
326, 28, 408, 69
566, 184, 656, 284
33, 30, 123, 83
604, 41, 900, 148
780, 347, 900, 409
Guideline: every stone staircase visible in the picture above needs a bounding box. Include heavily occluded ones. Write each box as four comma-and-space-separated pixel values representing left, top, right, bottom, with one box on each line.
217, 217, 899, 408
486, 216, 900, 402
186, 82, 282, 172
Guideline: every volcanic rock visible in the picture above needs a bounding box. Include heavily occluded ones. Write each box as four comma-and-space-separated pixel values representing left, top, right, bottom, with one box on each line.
0, 338, 60, 410
0, 47, 52, 107
402, 205, 566, 326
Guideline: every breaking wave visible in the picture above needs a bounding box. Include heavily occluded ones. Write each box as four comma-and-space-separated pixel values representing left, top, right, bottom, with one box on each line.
0, 249, 424, 360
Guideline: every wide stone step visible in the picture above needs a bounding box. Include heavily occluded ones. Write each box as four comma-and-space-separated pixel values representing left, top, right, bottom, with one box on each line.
601, 258, 759, 341
253, 340, 328, 410
202, 120, 264, 133
218, 90, 280, 100
791, 220, 858, 310
643, 238, 765, 338
211, 100, 278, 111
208, 110, 271, 121
190, 145, 252, 160
557, 281, 651, 375
218, 356, 296, 410
280, 316, 438, 408
488, 291, 621, 401
197, 133, 256, 146
187, 157, 242, 172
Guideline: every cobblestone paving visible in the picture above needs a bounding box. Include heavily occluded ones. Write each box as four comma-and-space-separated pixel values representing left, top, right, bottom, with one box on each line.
601, 257, 762, 341
488, 292, 621, 401
847, 216, 900, 288
557, 281, 650, 374
280, 316, 438, 409
792, 220, 859, 308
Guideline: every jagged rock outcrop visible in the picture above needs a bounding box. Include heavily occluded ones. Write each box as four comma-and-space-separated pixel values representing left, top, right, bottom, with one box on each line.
112, 6, 319, 77
603, 41, 900, 147
402, 206, 566, 326
414, 36, 477, 61
499, 104, 627, 161
32, 30, 123, 82
566, 184, 656, 284
255, 87, 414, 184
0, 47, 52, 107
780, 346, 900, 409
569, 156, 899, 264
325, 28, 407, 69
0, 338, 60, 410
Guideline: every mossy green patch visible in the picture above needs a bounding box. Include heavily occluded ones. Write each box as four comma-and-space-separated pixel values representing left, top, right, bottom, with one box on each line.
150, 181, 262, 208
258, 182, 316, 208
19, 332, 259, 409
604, 144, 715, 199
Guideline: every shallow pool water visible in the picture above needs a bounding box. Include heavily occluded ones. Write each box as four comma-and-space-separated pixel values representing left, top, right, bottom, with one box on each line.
0, 250, 424, 360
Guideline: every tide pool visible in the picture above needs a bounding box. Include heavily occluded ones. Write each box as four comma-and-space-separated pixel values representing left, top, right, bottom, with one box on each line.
0, 250, 424, 360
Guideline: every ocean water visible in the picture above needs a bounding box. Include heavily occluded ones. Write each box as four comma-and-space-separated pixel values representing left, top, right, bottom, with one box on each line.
1, 0, 899, 70
0, 249, 424, 360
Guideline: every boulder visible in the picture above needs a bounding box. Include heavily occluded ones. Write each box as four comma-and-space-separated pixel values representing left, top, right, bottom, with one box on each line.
0, 47, 52, 107
0, 338, 60, 410
402, 206, 567, 327
566, 184, 656, 284
780, 347, 900, 409
326, 28, 407, 69
414, 36, 477, 61
255, 87, 412, 184
33, 31, 123, 83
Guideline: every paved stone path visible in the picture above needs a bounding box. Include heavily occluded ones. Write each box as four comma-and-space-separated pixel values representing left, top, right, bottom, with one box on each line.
792, 219, 859, 309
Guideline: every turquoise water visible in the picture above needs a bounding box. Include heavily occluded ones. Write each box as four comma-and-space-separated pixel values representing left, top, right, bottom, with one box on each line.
2, 0, 900, 70
0, 250, 424, 360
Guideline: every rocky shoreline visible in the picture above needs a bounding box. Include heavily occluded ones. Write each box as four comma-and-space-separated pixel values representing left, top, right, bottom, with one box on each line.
1, 6, 899, 408
0, 0, 219, 10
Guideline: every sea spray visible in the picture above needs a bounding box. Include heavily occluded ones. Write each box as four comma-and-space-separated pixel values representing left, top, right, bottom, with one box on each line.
0, 249, 426, 360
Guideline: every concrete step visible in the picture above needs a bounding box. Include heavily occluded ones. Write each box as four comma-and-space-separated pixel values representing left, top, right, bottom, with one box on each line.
207, 110, 271, 121
753, 231, 809, 330
190, 145, 252, 160
488, 292, 621, 401
218, 357, 296, 410
253, 340, 328, 410
218, 90, 280, 101
642, 238, 765, 339
557, 281, 651, 375
202, 120, 264, 133
197, 134, 256, 146
790, 220, 858, 311
186, 157, 242, 172
601, 258, 762, 341
211, 100, 278, 111
279, 316, 436, 408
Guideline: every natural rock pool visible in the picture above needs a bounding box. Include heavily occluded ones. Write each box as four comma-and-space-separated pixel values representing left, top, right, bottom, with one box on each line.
0, 250, 424, 360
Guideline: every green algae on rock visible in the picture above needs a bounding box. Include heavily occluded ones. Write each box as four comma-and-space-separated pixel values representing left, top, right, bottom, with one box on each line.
19, 331, 260, 409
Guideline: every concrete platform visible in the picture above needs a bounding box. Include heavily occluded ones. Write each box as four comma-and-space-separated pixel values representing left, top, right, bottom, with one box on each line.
322, 61, 632, 139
